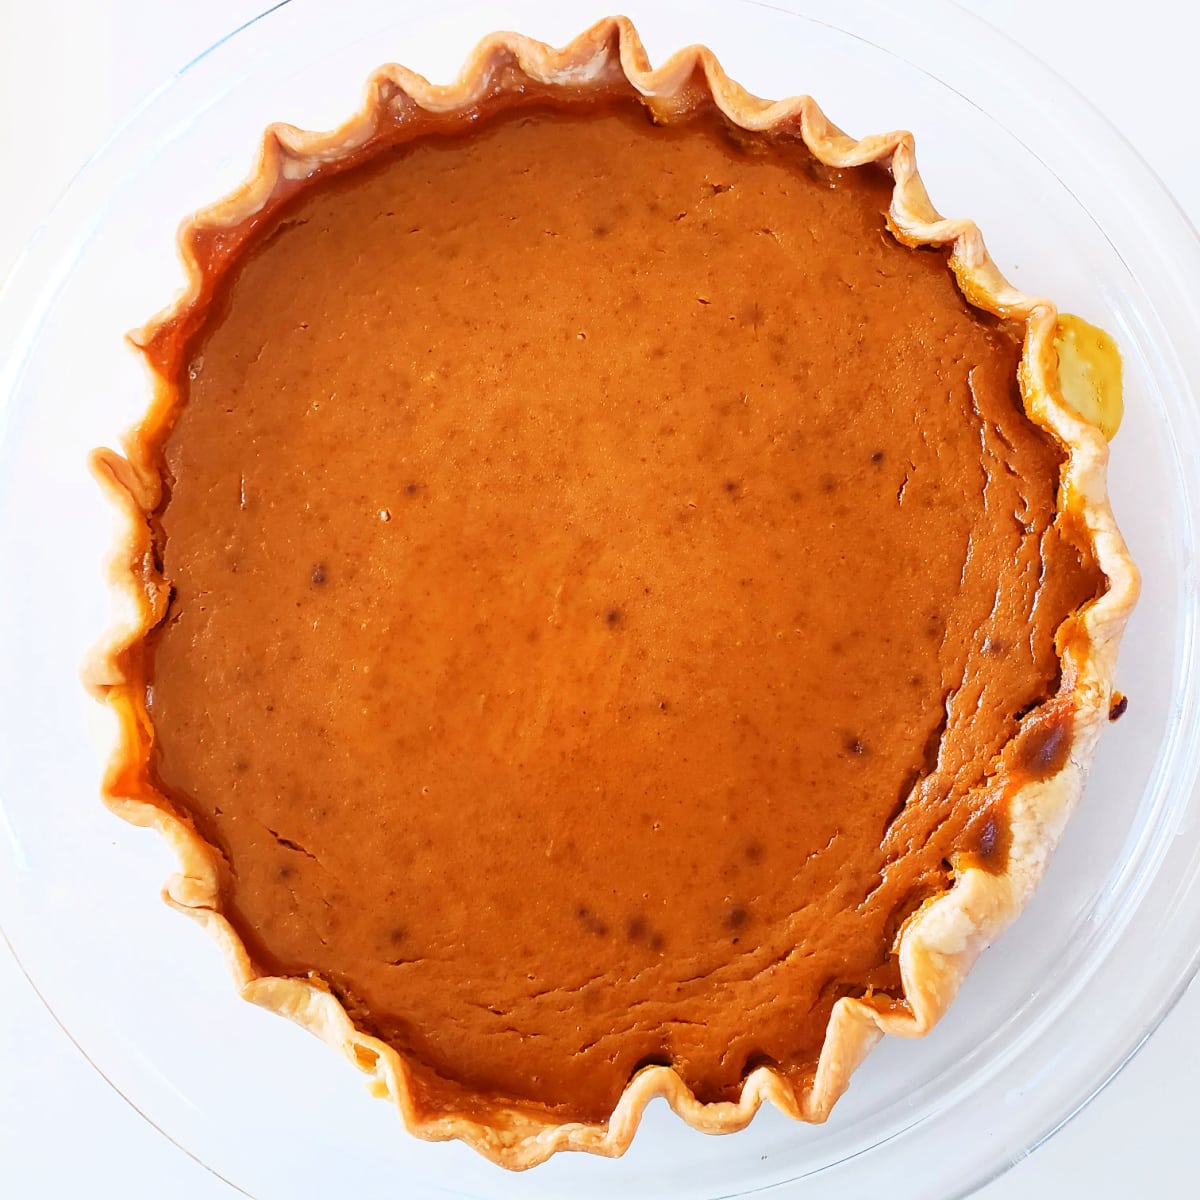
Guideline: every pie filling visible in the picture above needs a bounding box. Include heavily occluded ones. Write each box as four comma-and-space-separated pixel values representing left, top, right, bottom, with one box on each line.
130, 91, 1105, 1123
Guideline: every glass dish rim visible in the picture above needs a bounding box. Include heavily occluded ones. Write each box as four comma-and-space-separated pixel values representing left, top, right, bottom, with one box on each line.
0, 2, 1198, 1197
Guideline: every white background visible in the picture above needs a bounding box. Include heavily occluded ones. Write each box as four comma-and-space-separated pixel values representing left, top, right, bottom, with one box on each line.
1, 1, 1197, 1196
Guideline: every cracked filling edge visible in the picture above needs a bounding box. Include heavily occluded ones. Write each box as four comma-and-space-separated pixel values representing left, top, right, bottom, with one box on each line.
85, 15, 1140, 1169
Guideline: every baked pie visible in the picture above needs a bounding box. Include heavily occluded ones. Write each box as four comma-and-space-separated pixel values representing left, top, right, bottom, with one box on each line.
88, 16, 1138, 1168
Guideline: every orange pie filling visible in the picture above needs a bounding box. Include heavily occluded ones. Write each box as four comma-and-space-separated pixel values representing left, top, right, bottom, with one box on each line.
115, 91, 1105, 1125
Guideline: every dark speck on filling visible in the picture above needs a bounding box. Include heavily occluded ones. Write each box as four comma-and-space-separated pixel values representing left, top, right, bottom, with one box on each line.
138, 93, 1105, 1125
577, 905, 609, 937
726, 905, 749, 931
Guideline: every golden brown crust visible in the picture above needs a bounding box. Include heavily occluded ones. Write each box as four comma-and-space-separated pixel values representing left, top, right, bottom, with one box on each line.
86, 15, 1139, 1169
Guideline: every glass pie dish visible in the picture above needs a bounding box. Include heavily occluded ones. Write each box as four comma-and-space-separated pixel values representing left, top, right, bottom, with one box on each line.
0, 1, 1197, 1197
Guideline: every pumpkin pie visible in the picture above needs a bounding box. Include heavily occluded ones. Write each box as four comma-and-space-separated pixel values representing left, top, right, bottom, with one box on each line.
87, 17, 1139, 1168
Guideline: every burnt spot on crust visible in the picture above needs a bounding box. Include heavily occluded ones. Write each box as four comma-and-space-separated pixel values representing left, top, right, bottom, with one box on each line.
310, 563, 327, 585
604, 607, 624, 628
977, 816, 999, 859
1109, 692, 1128, 722
961, 805, 1011, 871
1014, 710, 1073, 780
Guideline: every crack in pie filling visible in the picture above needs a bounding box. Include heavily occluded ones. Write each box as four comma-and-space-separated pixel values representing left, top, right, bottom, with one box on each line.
89, 17, 1138, 1168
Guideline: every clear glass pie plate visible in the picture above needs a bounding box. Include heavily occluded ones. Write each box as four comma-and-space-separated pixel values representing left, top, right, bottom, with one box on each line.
1, 1, 1198, 1197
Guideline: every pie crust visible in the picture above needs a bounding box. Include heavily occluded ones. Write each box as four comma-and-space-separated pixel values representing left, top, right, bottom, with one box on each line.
86, 16, 1140, 1168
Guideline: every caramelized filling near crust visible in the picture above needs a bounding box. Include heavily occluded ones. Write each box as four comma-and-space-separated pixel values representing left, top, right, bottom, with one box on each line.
133, 97, 1104, 1123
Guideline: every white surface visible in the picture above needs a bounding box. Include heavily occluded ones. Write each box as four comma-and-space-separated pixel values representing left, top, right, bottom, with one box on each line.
1, 1, 1198, 1196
